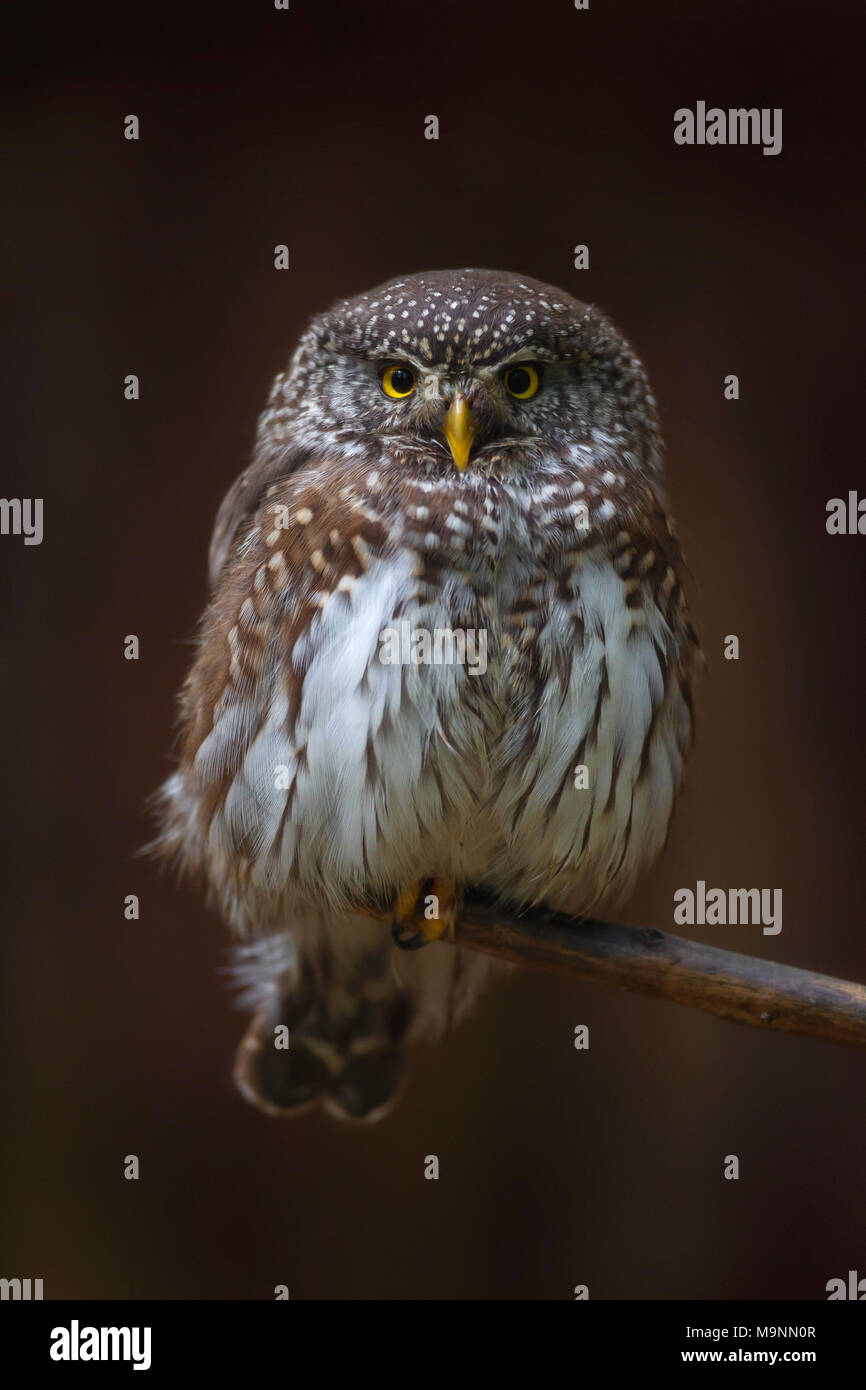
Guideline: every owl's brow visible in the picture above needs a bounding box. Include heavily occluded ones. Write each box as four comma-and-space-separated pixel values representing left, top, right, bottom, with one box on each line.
335, 348, 589, 374
481, 349, 587, 368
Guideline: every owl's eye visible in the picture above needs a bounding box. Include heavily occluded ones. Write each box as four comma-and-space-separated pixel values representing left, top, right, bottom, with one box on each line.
504, 364, 541, 399
381, 364, 417, 399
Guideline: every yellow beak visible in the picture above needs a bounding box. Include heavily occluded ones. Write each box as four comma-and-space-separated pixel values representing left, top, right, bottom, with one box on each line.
442, 394, 476, 471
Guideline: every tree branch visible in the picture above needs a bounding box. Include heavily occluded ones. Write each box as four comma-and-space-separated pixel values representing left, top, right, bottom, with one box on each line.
442, 893, 866, 1051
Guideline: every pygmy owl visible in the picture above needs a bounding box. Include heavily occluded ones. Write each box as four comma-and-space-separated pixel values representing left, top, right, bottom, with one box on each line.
154, 269, 700, 1122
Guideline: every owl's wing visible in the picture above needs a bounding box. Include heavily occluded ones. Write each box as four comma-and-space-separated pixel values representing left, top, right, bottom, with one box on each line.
207, 440, 310, 588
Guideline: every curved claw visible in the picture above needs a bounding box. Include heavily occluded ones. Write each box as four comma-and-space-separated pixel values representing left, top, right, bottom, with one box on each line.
391, 921, 432, 952
391, 877, 459, 952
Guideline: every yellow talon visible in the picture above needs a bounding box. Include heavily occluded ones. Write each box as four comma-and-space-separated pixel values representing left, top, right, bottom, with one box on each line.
393, 883, 422, 921
391, 877, 460, 951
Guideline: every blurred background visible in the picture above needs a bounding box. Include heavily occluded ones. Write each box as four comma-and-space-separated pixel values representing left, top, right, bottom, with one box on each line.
2, 0, 865, 1299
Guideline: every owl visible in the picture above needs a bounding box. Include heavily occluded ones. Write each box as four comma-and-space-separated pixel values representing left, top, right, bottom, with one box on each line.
154, 269, 700, 1122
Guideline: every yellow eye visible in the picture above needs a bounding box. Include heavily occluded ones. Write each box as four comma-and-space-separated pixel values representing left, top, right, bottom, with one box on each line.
504, 364, 540, 399
381, 364, 416, 399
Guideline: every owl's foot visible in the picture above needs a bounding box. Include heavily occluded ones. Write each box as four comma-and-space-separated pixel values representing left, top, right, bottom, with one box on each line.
391, 877, 460, 951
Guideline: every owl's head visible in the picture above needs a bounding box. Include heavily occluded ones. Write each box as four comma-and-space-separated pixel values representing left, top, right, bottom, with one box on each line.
264, 269, 661, 482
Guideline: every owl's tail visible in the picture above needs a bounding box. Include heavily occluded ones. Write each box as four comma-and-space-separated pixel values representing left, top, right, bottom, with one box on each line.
230, 925, 412, 1123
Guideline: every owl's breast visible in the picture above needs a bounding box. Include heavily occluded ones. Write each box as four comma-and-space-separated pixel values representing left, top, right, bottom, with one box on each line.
165, 473, 696, 927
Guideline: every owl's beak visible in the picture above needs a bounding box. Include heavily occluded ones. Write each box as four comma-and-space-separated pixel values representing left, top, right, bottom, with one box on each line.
442, 394, 476, 471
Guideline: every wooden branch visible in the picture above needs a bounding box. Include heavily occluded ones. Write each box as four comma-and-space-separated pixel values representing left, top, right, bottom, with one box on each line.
442, 892, 866, 1051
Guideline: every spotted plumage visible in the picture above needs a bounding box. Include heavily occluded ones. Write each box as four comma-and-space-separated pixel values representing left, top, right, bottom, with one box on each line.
154, 269, 700, 1122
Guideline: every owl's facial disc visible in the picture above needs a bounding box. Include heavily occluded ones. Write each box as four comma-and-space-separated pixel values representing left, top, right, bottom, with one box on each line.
370, 349, 557, 471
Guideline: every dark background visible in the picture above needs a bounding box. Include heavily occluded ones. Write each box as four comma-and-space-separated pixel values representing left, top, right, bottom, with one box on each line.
2, 0, 865, 1299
